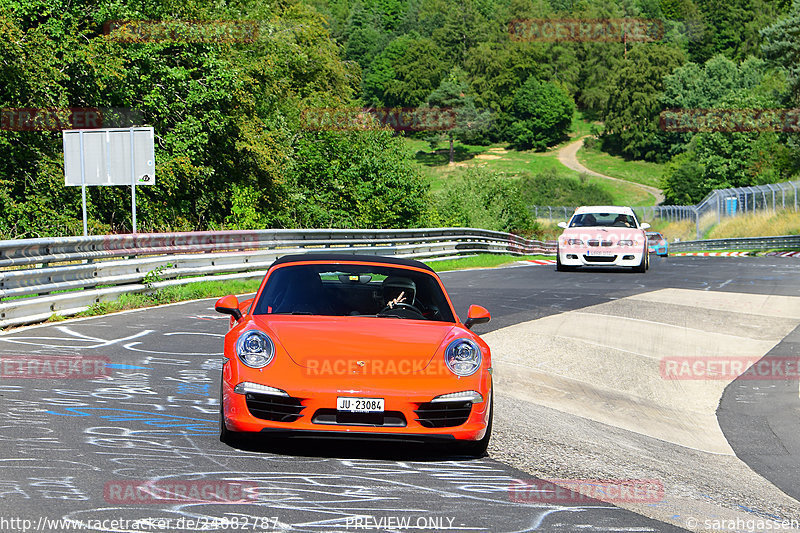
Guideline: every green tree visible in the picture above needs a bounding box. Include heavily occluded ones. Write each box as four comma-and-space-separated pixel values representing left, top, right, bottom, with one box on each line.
426, 69, 491, 162
383, 37, 447, 107
508, 76, 575, 151
762, 0, 800, 104
288, 128, 430, 228
601, 44, 685, 161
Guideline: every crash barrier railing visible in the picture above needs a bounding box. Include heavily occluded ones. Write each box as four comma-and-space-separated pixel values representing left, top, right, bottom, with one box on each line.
531, 179, 800, 240
0, 228, 556, 328
669, 234, 800, 252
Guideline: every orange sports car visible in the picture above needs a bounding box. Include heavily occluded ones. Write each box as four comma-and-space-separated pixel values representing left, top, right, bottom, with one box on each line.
214, 254, 493, 455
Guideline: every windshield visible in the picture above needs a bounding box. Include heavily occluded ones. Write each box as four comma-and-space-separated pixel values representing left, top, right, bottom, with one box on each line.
647, 233, 664, 243
253, 264, 455, 322
569, 212, 638, 228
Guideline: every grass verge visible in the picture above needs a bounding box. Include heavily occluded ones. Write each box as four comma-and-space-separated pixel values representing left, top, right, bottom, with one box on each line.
68, 278, 262, 320
707, 210, 800, 239
426, 254, 553, 271
576, 145, 665, 189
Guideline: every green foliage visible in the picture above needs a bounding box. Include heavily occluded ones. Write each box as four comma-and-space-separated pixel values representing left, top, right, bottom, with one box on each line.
508, 77, 575, 151
383, 37, 447, 107
601, 44, 686, 161
0, 0, 445, 238
425, 69, 493, 157
431, 167, 537, 235
692, 0, 791, 62
661, 151, 706, 204
142, 263, 174, 288
761, 0, 800, 104
518, 168, 615, 206
659, 53, 795, 203
3, 0, 800, 240
286, 129, 430, 228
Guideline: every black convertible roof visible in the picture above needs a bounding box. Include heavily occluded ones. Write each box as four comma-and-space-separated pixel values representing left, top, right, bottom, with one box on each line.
271, 253, 435, 273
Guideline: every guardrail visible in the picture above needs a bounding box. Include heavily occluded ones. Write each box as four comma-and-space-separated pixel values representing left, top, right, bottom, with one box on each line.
670, 234, 800, 252
0, 228, 556, 329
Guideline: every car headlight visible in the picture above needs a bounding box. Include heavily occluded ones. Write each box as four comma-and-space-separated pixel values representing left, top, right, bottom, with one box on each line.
236, 330, 275, 368
566, 239, 583, 245
445, 338, 482, 377
618, 240, 634, 246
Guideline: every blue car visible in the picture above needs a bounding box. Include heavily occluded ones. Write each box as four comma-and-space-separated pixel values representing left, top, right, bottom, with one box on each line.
646, 232, 668, 257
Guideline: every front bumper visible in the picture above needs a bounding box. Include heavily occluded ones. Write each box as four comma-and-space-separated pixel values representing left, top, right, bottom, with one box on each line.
558, 247, 644, 267
221, 373, 492, 442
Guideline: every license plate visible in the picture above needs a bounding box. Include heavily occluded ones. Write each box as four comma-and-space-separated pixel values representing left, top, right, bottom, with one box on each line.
337, 397, 384, 413
587, 250, 616, 256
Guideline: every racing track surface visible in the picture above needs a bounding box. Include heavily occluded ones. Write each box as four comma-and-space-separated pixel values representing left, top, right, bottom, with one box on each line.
1, 255, 799, 532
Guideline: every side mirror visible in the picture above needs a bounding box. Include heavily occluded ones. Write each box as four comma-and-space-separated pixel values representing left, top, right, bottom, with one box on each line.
215, 295, 242, 321
557, 222, 568, 229
464, 304, 491, 330
641, 223, 651, 230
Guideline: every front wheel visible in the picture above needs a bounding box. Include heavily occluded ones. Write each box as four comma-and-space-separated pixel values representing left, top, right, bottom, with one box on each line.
219, 380, 243, 445
556, 253, 574, 272
461, 391, 493, 457
632, 253, 647, 273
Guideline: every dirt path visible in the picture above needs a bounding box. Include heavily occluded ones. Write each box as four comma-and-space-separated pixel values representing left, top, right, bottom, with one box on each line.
557, 136, 665, 204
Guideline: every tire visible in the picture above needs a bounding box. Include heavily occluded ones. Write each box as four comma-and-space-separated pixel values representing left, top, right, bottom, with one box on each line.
219, 380, 242, 445
645, 251, 650, 270
633, 252, 647, 273
461, 390, 493, 457
556, 252, 573, 272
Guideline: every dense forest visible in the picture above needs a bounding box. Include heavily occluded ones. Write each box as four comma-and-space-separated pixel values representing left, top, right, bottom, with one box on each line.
1, 0, 799, 238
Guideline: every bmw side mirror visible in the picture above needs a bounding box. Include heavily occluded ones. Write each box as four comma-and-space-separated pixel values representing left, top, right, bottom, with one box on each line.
557, 222, 568, 229
641, 223, 651, 229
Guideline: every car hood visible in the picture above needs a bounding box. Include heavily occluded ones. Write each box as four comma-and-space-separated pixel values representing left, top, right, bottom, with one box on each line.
252, 315, 455, 368
560, 226, 645, 242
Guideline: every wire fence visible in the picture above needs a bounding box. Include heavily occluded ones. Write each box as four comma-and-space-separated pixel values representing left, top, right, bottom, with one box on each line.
531, 179, 800, 239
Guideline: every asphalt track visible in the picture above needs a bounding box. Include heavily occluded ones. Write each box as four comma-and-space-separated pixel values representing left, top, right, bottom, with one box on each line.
0, 255, 799, 532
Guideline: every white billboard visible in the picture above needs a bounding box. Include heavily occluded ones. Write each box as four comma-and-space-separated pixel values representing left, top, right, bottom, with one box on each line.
63, 127, 155, 186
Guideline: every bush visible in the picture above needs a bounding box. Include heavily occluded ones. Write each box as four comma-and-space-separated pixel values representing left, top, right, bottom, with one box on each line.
287, 129, 430, 228
431, 167, 538, 236
518, 168, 614, 206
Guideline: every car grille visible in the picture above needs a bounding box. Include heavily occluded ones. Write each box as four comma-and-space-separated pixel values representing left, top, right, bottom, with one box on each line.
587, 240, 614, 247
245, 393, 305, 422
583, 255, 617, 263
414, 401, 472, 428
311, 409, 407, 427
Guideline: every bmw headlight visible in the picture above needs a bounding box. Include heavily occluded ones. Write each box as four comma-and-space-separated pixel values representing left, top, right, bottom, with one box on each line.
618, 240, 634, 246
445, 338, 482, 377
566, 239, 583, 245
236, 330, 275, 368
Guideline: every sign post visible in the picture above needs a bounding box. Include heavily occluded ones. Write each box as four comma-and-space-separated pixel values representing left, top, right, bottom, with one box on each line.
63, 127, 155, 235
